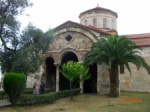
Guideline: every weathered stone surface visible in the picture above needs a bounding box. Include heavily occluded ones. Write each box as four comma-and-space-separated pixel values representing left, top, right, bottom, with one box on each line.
120, 55, 150, 92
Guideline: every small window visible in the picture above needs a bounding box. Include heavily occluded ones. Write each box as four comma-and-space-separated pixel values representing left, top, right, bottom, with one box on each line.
65, 35, 72, 42
93, 18, 97, 27
84, 20, 87, 25
103, 18, 107, 28
111, 20, 115, 29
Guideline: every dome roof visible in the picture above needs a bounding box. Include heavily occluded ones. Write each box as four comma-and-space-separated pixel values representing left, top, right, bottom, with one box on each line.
79, 6, 118, 18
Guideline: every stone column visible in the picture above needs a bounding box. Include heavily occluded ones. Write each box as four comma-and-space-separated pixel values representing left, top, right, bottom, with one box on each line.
78, 61, 83, 93
54, 63, 60, 92
97, 63, 101, 94
80, 81, 83, 93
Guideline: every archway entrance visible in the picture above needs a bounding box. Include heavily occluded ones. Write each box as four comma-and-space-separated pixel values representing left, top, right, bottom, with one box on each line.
60, 51, 79, 90
84, 63, 97, 93
45, 57, 56, 91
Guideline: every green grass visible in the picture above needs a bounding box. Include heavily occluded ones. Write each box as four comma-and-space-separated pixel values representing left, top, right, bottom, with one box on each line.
0, 91, 150, 112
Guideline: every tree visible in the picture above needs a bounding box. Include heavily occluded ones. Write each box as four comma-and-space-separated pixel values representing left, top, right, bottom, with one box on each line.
3, 73, 26, 106
61, 61, 90, 100
84, 34, 150, 97
0, 24, 54, 75
0, 0, 32, 52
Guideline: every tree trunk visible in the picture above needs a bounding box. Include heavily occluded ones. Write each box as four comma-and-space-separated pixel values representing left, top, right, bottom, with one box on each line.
70, 81, 73, 100
109, 64, 119, 97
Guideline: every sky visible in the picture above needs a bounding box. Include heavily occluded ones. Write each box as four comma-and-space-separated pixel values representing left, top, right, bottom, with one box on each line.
17, 0, 150, 35
0, 0, 150, 82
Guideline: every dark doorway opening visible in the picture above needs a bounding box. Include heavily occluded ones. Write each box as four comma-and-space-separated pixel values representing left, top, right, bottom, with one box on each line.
84, 63, 97, 93
60, 51, 79, 90
45, 57, 56, 91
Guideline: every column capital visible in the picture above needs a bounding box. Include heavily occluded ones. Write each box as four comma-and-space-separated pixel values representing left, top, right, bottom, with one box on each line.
54, 63, 60, 67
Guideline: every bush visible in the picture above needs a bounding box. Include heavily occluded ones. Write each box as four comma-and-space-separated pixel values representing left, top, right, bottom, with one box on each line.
18, 88, 81, 105
3, 73, 26, 106
0, 91, 9, 99
0, 88, 53, 99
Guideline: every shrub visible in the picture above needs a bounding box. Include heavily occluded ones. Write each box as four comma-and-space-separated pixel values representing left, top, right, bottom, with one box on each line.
18, 88, 81, 105
3, 73, 26, 106
0, 91, 9, 99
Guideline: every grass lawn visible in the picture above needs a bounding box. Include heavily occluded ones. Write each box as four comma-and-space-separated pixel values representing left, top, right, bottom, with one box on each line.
0, 91, 150, 112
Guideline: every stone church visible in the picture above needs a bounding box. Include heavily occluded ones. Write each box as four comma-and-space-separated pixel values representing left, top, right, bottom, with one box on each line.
27, 6, 150, 94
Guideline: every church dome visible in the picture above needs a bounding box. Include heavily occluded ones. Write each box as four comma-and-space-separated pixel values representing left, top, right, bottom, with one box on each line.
79, 6, 118, 31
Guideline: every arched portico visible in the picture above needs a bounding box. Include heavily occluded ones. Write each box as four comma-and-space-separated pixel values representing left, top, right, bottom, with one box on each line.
84, 63, 97, 93
59, 51, 79, 90
45, 57, 56, 90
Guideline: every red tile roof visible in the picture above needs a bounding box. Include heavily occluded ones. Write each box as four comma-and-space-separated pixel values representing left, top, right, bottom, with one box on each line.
135, 41, 150, 46
125, 33, 150, 39
125, 33, 150, 46
87, 25, 115, 35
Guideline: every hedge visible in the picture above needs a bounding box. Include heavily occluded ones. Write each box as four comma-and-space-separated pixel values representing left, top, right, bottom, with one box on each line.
18, 88, 81, 105
0, 88, 52, 99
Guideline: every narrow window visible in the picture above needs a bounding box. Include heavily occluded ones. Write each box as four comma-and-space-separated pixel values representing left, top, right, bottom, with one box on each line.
111, 20, 115, 29
103, 18, 107, 28
93, 18, 97, 27
120, 64, 124, 74
84, 20, 87, 25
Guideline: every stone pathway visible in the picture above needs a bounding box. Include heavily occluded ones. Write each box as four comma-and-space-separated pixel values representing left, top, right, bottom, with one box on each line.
0, 99, 11, 108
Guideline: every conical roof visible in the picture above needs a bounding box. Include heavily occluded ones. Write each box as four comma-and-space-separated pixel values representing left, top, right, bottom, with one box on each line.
79, 6, 118, 18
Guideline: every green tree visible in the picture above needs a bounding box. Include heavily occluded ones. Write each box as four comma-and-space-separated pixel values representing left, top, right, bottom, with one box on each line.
11, 24, 53, 75
61, 61, 90, 100
3, 73, 26, 106
0, 0, 32, 52
84, 34, 150, 97
0, 24, 53, 75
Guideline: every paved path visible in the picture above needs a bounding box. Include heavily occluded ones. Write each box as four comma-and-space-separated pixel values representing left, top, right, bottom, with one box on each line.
0, 99, 11, 107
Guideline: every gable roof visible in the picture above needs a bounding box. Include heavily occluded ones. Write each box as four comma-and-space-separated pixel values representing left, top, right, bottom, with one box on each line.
53, 21, 113, 35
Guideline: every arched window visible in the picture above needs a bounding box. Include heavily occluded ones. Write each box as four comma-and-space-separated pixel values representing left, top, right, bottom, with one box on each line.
103, 18, 107, 28
93, 18, 97, 27
84, 20, 87, 25
111, 20, 115, 29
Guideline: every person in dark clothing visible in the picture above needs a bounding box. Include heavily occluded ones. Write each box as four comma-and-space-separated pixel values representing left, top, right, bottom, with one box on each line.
40, 81, 45, 94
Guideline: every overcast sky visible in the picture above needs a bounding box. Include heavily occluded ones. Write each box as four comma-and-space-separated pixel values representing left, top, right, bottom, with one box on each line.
18, 0, 150, 35
1, 0, 150, 81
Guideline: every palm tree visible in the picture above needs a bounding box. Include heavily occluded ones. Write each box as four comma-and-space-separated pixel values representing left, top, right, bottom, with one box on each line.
84, 34, 150, 97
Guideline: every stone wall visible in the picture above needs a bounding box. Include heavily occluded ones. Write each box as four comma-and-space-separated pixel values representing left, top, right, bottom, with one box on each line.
97, 63, 110, 94
26, 65, 44, 88
120, 46, 150, 92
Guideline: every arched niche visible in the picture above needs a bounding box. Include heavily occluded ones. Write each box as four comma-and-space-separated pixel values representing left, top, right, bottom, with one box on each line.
45, 57, 56, 91
59, 51, 79, 90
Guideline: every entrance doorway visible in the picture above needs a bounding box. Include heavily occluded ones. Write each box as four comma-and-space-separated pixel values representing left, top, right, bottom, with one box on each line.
60, 51, 79, 90
45, 57, 56, 90
84, 63, 97, 93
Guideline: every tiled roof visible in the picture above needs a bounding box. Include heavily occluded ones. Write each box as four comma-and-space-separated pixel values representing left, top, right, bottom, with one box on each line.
135, 41, 150, 46
125, 33, 150, 39
125, 33, 150, 46
54, 21, 113, 35
79, 7, 118, 18
86, 25, 115, 35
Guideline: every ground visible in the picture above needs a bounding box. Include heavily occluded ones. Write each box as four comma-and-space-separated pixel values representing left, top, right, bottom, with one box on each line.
0, 91, 150, 112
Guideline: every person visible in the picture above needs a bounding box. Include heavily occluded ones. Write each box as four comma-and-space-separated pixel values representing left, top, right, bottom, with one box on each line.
33, 81, 39, 95
40, 81, 45, 94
